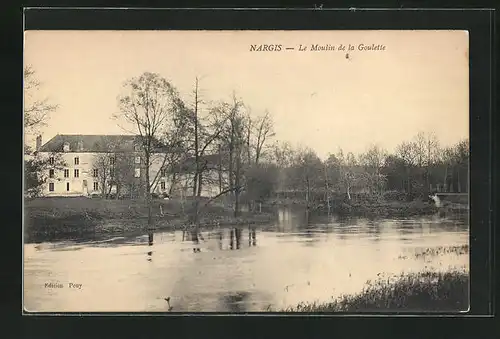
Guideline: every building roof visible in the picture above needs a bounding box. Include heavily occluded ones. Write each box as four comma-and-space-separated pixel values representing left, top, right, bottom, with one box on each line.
39, 134, 138, 153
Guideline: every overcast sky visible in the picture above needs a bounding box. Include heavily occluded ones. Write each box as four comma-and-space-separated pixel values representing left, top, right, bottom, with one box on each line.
24, 30, 469, 159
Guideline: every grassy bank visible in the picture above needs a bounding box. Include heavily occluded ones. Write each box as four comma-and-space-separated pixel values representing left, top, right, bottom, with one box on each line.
336, 200, 439, 217
24, 197, 274, 243
276, 269, 469, 312
269, 196, 440, 217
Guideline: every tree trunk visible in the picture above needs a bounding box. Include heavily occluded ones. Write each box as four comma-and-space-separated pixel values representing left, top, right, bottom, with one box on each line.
145, 153, 153, 230
324, 163, 330, 215
107, 182, 113, 198
407, 167, 412, 195
197, 172, 203, 197
229, 145, 234, 199
234, 152, 241, 218
101, 178, 107, 199
218, 144, 223, 193
169, 172, 177, 196
443, 166, 448, 192
306, 176, 310, 208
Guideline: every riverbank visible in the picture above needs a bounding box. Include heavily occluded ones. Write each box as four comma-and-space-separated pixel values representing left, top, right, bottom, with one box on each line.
24, 194, 466, 243
270, 197, 441, 217
24, 197, 274, 243
277, 269, 469, 312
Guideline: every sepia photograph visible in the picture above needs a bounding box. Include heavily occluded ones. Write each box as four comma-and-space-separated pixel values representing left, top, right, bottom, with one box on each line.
23, 30, 469, 313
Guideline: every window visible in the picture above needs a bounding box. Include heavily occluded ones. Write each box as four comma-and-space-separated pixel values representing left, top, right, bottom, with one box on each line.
93, 182, 99, 191
49, 183, 54, 192
161, 168, 167, 177
109, 169, 115, 178
74, 157, 79, 165
93, 169, 98, 177
49, 157, 54, 165
161, 181, 166, 190
109, 157, 115, 165
64, 169, 69, 178
134, 168, 141, 178
66, 183, 70, 191
74, 169, 79, 178
49, 169, 54, 178
135, 156, 141, 164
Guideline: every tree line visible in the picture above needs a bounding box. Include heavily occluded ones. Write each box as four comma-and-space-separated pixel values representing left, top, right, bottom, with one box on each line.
264, 133, 468, 208
24, 68, 469, 230
112, 72, 277, 228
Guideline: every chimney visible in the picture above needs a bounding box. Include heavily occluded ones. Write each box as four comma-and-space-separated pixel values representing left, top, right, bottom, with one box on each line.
36, 135, 42, 152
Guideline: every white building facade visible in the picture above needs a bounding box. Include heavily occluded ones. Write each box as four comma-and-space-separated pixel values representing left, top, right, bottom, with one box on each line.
36, 134, 224, 198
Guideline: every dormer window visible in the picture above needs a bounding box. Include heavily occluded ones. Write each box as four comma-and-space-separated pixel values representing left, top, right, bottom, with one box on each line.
78, 140, 84, 151
63, 142, 70, 152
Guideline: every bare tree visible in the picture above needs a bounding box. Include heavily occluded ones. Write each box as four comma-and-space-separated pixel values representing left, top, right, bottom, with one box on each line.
24, 152, 66, 197
270, 140, 294, 197
115, 72, 186, 230
240, 108, 275, 210
185, 77, 229, 224
289, 146, 323, 206
252, 110, 275, 165
335, 149, 365, 200
24, 66, 62, 196
396, 141, 418, 195
211, 93, 247, 217
93, 154, 112, 198
359, 144, 388, 195
114, 152, 137, 199
24, 66, 58, 144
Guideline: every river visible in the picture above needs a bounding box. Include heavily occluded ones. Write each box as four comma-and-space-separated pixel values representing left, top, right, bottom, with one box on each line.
23, 207, 469, 313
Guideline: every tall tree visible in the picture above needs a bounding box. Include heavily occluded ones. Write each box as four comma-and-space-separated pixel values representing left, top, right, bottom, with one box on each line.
186, 77, 228, 223
271, 140, 294, 196
252, 110, 275, 165
24, 66, 58, 145
115, 72, 186, 229
396, 140, 418, 195
359, 144, 388, 195
289, 146, 323, 206
24, 65, 62, 196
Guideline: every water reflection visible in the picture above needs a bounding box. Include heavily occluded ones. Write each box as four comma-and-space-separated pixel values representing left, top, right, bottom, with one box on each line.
249, 226, 257, 247
24, 207, 469, 313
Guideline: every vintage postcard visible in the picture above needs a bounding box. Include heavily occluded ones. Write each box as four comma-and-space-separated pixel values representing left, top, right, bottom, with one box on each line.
23, 30, 469, 313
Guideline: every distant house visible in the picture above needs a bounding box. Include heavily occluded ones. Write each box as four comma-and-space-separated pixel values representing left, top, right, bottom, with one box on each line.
34, 134, 227, 198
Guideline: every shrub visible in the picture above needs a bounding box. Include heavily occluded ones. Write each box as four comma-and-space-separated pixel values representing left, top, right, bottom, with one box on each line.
382, 190, 409, 202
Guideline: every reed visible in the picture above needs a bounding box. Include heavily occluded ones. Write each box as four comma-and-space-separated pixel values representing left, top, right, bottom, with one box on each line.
278, 270, 469, 312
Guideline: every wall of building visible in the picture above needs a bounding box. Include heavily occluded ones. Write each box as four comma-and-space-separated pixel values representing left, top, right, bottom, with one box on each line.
40, 152, 106, 197
39, 151, 228, 198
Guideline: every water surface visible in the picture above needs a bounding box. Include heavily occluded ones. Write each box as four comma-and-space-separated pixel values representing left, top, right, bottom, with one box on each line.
24, 207, 469, 312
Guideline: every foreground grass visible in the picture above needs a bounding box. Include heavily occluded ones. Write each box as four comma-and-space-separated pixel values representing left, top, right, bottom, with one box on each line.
275, 270, 469, 312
